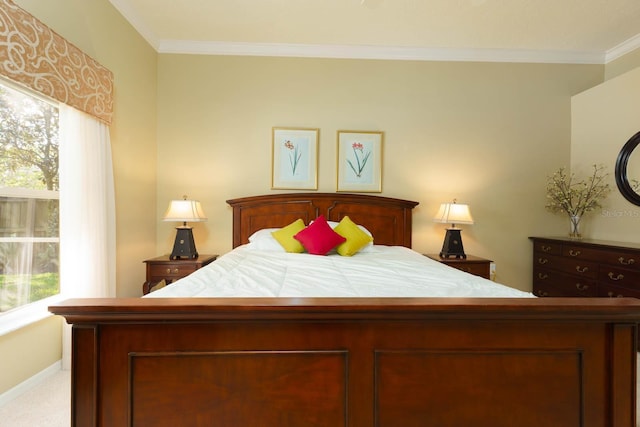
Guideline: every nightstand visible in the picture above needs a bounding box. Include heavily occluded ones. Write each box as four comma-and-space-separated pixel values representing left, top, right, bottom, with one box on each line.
142, 254, 218, 294
425, 253, 492, 280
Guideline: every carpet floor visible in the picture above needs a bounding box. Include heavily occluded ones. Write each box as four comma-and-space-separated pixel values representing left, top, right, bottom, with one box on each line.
0, 370, 69, 426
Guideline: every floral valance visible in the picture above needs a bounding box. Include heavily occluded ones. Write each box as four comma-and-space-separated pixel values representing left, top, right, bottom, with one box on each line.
0, 0, 113, 124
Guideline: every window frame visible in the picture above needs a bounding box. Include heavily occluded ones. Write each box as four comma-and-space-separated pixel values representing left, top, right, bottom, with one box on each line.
0, 80, 61, 335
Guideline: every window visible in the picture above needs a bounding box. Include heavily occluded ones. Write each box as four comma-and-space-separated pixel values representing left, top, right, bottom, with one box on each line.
0, 80, 59, 314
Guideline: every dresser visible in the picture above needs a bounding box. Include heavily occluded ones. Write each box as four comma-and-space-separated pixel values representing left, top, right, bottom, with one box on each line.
529, 237, 640, 298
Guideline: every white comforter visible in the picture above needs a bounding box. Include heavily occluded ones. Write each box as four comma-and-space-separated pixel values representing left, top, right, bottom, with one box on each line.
147, 245, 533, 298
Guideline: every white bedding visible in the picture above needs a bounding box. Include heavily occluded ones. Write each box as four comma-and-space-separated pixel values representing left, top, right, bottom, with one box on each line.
146, 245, 533, 298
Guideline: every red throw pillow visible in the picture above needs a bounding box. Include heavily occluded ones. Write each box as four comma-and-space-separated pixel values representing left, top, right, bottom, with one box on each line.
294, 215, 346, 255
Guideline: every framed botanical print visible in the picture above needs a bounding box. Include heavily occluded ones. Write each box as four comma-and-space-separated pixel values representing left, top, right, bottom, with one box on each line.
337, 130, 383, 192
271, 127, 319, 190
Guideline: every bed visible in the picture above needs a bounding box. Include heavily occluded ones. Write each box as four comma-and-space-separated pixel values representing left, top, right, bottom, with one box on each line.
50, 193, 640, 427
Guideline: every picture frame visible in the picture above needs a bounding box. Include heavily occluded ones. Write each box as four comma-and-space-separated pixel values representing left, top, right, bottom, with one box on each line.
271, 127, 319, 190
337, 130, 383, 193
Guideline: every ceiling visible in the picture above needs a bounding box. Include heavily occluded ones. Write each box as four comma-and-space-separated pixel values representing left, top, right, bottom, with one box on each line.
108, 0, 640, 64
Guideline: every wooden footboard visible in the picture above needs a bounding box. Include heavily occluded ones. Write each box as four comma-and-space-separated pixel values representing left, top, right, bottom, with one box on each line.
51, 297, 640, 427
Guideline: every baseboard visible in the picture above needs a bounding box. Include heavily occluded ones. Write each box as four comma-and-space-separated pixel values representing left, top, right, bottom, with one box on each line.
0, 360, 62, 407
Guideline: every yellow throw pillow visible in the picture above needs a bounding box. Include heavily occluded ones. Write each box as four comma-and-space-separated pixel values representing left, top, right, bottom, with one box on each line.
271, 219, 306, 253
334, 216, 373, 256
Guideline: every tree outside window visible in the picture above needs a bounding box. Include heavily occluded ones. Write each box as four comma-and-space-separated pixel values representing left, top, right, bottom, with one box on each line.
0, 81, 59, 312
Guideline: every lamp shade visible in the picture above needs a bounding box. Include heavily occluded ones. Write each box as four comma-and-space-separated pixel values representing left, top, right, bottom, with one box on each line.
433, 202, 474, 226
163, 199, 207, 223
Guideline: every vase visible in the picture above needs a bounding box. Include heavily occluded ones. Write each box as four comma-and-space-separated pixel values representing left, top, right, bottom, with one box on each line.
569, 215, 582, 239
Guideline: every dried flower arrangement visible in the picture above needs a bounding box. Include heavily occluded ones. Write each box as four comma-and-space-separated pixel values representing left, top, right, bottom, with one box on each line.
545, 164, 610, 238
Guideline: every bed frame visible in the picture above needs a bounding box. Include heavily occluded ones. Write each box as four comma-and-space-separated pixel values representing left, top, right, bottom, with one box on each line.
227, 192, 418, 248
50, 193, 640, 427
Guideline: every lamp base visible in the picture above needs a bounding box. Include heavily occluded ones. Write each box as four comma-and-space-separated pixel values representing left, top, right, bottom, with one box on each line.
169, 227, 199, 260
439, 228, 466, 259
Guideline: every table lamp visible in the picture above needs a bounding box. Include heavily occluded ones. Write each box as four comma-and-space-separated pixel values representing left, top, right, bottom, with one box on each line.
433, 199, 474, 259
163, 196, 207, 260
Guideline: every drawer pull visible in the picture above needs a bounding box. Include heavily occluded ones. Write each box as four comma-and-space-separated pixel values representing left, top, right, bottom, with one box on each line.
535, 290, 549, 297
575, 265, 588, 273
541, 245, 552, 252
618, 257, 636, 266
537, 273, 549, 280
568, 249, 581, 257
607, 291, 624, 298
537, 258, 548, 265
575, 283, 589, 291
166, 268, 180, 274
607, 272, 624, 281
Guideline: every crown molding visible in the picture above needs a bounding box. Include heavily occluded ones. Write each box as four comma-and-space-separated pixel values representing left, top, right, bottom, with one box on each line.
109, 0, 159, 50
605, 33, 640, 63
157, 40, 604, 64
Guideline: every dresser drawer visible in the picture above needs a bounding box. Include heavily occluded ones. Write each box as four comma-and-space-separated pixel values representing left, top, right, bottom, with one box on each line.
531, 240, 562, 256
598, 250, 640, 271
533, 281, 597, 298
532, 281, 561, 297
534, 252, 598, 279
533, 267, 597, 297
424, 254, 491, 280
599, 282, 640, 299
449, 263, 490, 278
562, 244, 598, 260
598, 266, 640, 289
148, 263, 197, 279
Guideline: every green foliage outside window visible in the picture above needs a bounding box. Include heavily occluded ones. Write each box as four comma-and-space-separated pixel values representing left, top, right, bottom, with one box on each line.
0, 272, 59, 312
0, 84, 59, 191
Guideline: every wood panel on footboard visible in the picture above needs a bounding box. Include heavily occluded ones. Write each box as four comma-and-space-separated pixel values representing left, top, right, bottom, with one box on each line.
50, 297, 640, 427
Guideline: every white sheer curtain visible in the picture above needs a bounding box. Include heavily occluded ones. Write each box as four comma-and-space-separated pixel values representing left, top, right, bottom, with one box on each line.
59, 104, 116, 369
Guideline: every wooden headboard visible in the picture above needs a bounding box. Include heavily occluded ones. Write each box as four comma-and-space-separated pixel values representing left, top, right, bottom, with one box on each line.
226, 193, 419, 248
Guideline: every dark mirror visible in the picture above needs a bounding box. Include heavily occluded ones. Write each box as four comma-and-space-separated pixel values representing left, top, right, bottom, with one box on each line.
615, 131, 640, 206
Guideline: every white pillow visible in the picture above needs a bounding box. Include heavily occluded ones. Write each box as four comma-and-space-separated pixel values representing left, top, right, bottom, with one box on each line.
247, 228, 286, 252
324, 221, 372, 236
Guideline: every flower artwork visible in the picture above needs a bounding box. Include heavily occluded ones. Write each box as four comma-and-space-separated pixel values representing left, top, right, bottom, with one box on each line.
278, 137, 309, 181
347, 142, 372, 178
337, 131, 383, 192
284, 140, 302, 176
271, 127, 318, 190
545, 164, 610, 238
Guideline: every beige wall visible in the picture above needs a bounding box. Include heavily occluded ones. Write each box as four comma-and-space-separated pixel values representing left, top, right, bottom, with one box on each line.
157, 54, 603, 291
571, 65, 640, 240
0, 0, 157, 394
605, 48, 640, 81
0, 316, 61, 393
